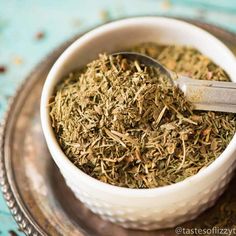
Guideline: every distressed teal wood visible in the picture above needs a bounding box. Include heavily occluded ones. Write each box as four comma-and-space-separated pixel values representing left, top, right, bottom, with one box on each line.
0, 0, 236, 234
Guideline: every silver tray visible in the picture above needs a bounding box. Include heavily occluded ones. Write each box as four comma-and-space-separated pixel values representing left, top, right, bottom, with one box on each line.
1, 19, 236, 236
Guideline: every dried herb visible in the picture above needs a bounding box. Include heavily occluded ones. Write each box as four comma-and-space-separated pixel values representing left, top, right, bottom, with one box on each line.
35, 31, 45, 40
8, 230, 18, 236
131, 43, 229, 81
12, 56, 23, 65
0, 65, 7, 73
161, 0, 172, 10
50, 43, 236, 189
99, 10, 111, 22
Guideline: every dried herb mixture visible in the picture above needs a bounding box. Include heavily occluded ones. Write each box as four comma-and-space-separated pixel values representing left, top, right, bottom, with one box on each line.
49, 43, 235, 188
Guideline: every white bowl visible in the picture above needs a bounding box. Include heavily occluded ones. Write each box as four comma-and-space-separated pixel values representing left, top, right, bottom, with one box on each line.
41, 17, 236, 230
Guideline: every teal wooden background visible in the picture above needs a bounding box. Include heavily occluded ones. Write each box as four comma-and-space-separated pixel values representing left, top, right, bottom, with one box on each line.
1, 0, 236, 235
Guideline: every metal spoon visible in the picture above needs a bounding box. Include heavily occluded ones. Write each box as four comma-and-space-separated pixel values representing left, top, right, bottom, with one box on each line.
112, 52, 236, 113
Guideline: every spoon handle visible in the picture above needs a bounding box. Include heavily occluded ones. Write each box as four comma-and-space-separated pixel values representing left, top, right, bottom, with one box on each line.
176, 77, 236, 113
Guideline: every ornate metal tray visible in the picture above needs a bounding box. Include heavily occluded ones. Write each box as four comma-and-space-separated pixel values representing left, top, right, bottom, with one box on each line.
1, 19, 236, 236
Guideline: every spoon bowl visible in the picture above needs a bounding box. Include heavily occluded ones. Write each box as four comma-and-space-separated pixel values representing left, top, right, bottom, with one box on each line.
113, 52, 236, 113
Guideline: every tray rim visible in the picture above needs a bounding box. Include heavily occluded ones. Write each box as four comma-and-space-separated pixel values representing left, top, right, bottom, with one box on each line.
0, 33, 82, 236
1, 17, 236, 236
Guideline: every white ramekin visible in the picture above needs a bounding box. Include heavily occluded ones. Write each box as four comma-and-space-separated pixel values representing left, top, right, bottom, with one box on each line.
40, 17, 236, 230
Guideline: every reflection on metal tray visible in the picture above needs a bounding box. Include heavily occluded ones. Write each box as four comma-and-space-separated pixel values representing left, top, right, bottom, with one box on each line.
0, 19, 236, 236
